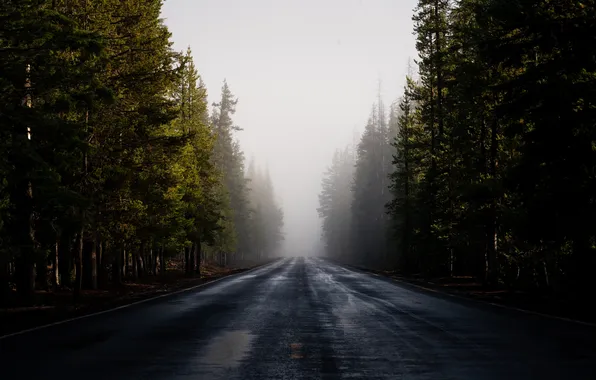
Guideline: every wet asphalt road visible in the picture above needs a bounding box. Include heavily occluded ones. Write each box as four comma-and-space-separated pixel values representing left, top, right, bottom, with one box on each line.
2, 257, 596, 380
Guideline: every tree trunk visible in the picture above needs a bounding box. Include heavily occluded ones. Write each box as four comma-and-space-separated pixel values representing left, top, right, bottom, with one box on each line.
131, 248, 138, 280
112, 246, 123, 286
52, 237, 59, 291
152, 247, 158, 276
189, 243, 196, 276
143, 246, 150, 276
144, 249, 150, 276
434, 0, 443, 138
147, 251, 152, 276
98, 240, 108, 289
0, 257, 10, 305
122, 248, 128, 279
485, 218, 498, 286
97, 240, 102, 276
184, 246, 191, 276
59, 230, 73, 288
486, 114, 499, 286
138, 253, 144, 277
73, 226, 84, 303
138, 242, 145, 278
15, 254, 35, 303
15, 180, 36, 302
195, 241, 201, 276
479, 117, 489, 280
159, 247, 166, 278
82, 238, 93, 289
89, 235, 97, 289
36, 252, 48, 290
427, 26, 436, 279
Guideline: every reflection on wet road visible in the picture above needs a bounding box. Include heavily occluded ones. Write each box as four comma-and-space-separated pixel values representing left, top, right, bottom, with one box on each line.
2, 257, 596, 379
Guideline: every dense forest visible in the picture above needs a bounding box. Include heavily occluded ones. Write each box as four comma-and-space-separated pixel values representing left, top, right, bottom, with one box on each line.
0, 0, 284, 305
319, 0, 596, 298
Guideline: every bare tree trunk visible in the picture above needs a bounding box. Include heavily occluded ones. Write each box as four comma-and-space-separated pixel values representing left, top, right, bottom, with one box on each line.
36, 252, 48, 290
138, 242, 146, 278
486, 114, 499, 286
486, 218, 498, 286
189, 243, 196, 276
97, 240, 102, 276
58, 229, 73, 288
0, 257, 10, 305
144, 249, 150, 276
184, 246, 191, 276
138, 253, 144, 277
53, 237, 59, 291
98, 240, 108, 289
143, 245, 150, 276
14, 187, 36, 303
15, 254, 34, 303
122, 248, 128, 279
152, 247, 158, 276
73, 226, 84, 303
195, 241, 201, 276
147, 253, 151, 275
132, 248, 138, 280
16, 64, 36, 303
89, 235, 97, 289
82, 237, 93, 289
112, 246, 122, 286
159, 247, 166, 278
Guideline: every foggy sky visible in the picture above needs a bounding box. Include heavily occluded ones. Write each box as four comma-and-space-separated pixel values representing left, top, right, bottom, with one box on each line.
161, 0, 418, 257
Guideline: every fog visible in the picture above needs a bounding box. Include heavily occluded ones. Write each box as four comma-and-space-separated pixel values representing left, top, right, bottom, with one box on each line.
161, 0, 418, 257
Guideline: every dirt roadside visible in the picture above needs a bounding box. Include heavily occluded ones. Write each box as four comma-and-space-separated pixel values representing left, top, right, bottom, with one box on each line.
0, 258, 279, 337
341, 262, 596, 326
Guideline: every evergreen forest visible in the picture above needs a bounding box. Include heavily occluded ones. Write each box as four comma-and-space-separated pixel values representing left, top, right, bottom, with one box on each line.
318, 0, 596, 300
0, 0, 284, 306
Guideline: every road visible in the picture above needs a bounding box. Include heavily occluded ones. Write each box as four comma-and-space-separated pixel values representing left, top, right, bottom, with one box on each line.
1, 257, 596, 379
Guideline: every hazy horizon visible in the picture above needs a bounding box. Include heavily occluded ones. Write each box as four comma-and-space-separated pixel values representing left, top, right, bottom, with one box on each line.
161, 0, 418, 256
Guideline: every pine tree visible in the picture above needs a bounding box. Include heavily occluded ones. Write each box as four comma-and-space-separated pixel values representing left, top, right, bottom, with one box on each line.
210, 80, 251, 260
480, 0, 596, 294
387, 77, 426, 273
0, 0, 107, 300
351, 98, 393, 267
157, 47, 221, 276
411, 0, 453, 277
0, 0, 285, 305
318, 147, 354, 260
247, 163, 284, 259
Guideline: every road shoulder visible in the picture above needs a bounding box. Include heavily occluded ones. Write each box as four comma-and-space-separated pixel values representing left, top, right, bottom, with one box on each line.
329, 259, 596, 327
0, 258, 280, 338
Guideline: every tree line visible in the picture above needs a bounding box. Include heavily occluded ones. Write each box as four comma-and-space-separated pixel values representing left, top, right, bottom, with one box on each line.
319, 0, 596, 298
0, 0, 284, 305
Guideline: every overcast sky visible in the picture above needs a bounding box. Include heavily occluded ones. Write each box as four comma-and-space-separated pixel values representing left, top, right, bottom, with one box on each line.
161, 0, 418, 256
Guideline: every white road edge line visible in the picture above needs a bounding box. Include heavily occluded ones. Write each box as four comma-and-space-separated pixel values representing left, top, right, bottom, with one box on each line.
336, 261, 596, 329
0, 259, 283, 341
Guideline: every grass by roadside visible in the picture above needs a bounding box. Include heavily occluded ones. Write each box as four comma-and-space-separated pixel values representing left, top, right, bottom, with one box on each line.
342, 262, 596, 325
0, 258, 278, 337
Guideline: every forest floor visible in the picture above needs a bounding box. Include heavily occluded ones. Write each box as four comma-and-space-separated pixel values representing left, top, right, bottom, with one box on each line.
0, 258, 277, 337
349, 265, 596, 325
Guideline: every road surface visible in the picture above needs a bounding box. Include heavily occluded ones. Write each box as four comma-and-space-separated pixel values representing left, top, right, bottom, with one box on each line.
2, 257, 596, 379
